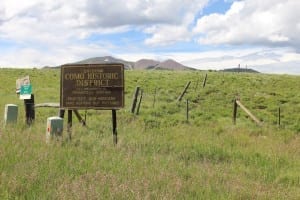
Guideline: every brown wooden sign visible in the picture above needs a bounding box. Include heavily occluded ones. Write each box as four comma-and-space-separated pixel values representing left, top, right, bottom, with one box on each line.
60, 63, 124, 109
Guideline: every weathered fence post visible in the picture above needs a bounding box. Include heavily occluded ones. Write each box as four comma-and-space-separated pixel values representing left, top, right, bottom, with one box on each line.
278, 107, 281, 127
153, 88, 157, 108
67, 110, 72, 140
233, 99, 238, 125
136, 90, 143, 115
186, 99, 189, 122
177, 81, 191, 102
202, 74, 208, 88
112, 109, 117, 145
131, 86, 140, 113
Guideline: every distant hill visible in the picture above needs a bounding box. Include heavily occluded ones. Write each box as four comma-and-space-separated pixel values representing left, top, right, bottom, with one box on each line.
220, 68, 260, 73
156, 59, 192, 70
74, 56, 134, 70
47, 56, 195, 70
134, 58, 194, 70
134, 59, 160, 70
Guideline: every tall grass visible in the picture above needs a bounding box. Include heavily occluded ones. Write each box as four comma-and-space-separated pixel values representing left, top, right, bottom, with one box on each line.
0, 68, 299, 199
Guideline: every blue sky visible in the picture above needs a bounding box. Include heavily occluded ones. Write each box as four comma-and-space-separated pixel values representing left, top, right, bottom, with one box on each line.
0, 0, 300, 74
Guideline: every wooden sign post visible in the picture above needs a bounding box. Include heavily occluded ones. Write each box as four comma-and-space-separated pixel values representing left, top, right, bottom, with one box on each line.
67, 110, 72, 140
24, 94, 35, 125
112, 109, 117, 144
60, 63, 124, 144
16, 76, 35, 125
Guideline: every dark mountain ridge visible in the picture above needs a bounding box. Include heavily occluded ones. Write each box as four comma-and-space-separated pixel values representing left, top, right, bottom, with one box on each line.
74, 56, 134, 70
48, 56, 193, 70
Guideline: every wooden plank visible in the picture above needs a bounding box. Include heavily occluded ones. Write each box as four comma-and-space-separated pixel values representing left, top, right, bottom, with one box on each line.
177, 81, 191, 102
73, 110, 86, 126
35, 103, 60, 108
236, 100, 261, 125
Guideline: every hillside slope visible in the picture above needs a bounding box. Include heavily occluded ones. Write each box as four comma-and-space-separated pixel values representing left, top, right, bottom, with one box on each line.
0, 69, 299, 199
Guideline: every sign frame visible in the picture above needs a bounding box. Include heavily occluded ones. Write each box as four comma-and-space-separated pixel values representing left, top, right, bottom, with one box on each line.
16, 75, 30, 94
60, 63, 124, 110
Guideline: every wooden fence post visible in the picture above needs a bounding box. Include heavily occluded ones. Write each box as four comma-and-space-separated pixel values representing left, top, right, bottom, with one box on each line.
186, 99, 189, 122
202, 74, 208, 88
177, 81, 191, 102
233, 99, 238, 125
136, 90, 143, 115
278, 107, 281, 127
131, 86, 140, 113
153, 88, 157, 108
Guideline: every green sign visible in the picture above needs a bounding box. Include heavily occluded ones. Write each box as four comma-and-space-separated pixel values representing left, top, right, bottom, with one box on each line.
20, 84, 32, 95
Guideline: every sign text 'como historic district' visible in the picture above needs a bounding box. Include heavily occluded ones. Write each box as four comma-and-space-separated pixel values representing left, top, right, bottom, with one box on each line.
60, 64, 124, 109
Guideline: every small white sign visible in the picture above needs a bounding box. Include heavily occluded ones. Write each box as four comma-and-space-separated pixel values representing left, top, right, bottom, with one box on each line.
19, 94, 32, 100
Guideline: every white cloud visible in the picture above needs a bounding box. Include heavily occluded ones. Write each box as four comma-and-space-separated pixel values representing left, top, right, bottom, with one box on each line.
144, 25, 192, 46
142, 0, 209, 46
156, 48, 300, 75
194, 0, 300, 50
0, 0, 209, 58
0, 0, 209, 40
0, 0, 300, 75
0, 43, 111, 67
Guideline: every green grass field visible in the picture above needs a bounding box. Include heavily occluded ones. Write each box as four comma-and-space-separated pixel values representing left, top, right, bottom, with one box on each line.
0, 68, 299, 199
